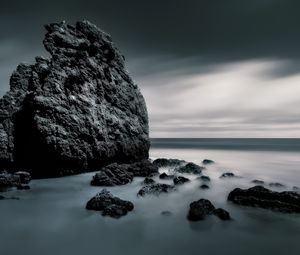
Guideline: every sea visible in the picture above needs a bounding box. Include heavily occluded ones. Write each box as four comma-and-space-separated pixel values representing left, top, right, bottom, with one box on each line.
0, 138, 299, 255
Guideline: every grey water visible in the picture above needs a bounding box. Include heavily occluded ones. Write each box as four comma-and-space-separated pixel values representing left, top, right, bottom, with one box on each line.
0, 139, 300, 255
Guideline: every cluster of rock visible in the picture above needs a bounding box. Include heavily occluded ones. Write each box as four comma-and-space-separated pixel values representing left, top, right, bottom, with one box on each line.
0, 20, 149, 178
0, 171, 31, 192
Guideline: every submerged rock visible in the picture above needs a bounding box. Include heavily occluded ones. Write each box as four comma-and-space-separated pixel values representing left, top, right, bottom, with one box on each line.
269, 182, 286, 188
161, 210, 172, 216
86, 189, 134, 218
173, 176, 190, 185
220, 172, 236, 178
143, 177, 155, 185
138, 183, 175, 197
252, 180, 265, 185
188, 198, 230, 221
202, 159, 215, 165
17, 185, 31, 190
0, 20, 149, 178
176, 162, 204, 175
228, 186, 300, 213
152, 158, 186, 168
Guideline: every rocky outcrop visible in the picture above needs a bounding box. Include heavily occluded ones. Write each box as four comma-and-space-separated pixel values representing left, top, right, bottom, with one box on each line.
187, 199, 231, 221
228, 186, 300, 213
0, 20, 149, 178
138, 183, 175, 197
0, 171, 31, 191
175, 162, 204, 175
91, 160, 158, 186
86, 189, 134, 218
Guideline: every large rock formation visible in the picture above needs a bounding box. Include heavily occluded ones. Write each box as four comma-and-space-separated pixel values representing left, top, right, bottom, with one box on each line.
0, 20, 149, 177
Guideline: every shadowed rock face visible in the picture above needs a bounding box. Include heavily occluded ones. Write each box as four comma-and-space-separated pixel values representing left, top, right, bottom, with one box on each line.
228, 186, 300, 213
0, 20, 149, 177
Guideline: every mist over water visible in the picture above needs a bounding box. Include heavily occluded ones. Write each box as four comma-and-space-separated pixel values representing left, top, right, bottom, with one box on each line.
0, 139, 300, 255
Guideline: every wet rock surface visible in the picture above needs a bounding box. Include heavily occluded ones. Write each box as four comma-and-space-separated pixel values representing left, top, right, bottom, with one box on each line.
175, 162, 204, 175
0, 20, 149, 178
228, 186, 300, 213
0, 171, 31, 191
138, 183, 175, 197
152, 158, 186, 168
188, 198, 231, 221
173, 176, 190, 185
86, 189, 134, 218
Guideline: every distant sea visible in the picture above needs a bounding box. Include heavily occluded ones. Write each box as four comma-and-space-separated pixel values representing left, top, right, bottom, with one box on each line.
151, 138, 300, 152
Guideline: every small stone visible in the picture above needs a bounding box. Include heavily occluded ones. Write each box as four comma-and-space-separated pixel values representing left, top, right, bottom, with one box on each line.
198, 175, 211, 182
220, 172, 235, 178
252, 180, 264, 185
269, 182, 285, 188
161, 211, 172, 216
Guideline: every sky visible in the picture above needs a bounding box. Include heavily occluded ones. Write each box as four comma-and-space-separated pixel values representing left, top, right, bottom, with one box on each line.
1, 0, 300, 137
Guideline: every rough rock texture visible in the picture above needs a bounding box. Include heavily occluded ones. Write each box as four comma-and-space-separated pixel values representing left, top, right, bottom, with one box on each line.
152, 158, 186, 168
175, 162, 204, 175
173, 176, 190, 185
125, 160, 158, 177
138, 183, 175, 197
228, 186, 300, 213
0, 20, 149, 178
187, 198, 231, 221
0, 171, 31, 191
91, 163, 134, 186
143, 177, 155, 185
159, 172, 174, 179
86, 189, 134, 218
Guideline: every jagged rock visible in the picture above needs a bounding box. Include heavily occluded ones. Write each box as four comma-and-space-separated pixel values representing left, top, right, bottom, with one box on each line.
173, 176, 190, 185
126, 160, 158, 177
91, 163, 133, 186
138, 183, 175, 197
143, 177, 155, 185
269, 182, 285, 188
86, 189, 134, 218
159, 172, 174, 179
188, 198, 231, 221
152, 158, 186, 168
228, 186, 300, 213
202, 159, 214, 165
252, 180, 264, 185
0, 20, 149, 178
198, 175, 211, 182
175, 162, 204, 175
220, 172, 236, 178
200, 184, 210, 189
0, 171, 31, 191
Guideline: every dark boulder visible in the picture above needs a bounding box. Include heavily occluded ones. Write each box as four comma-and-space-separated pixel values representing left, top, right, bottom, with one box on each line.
198, 175, 211, 182
138, 183, 175, 197
152, 158, 186, 168
176, 162, 204, 175
202, 159, 215, 165
173, 176, 190, 185
91, 163, 133, 186
228, 186, 300, 213
252, 180, 265, 185
0, 20, 149, 178
220, 172, 236, 178
143, 177, 155, 185
86, 189, 134, 218
126, 160, 158, 177
200, 184, 210, 189
188, 199, 231, 221
159, 172, 174, 179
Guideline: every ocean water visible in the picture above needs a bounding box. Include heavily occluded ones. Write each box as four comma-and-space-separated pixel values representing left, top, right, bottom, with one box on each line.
0, 139, 300, 255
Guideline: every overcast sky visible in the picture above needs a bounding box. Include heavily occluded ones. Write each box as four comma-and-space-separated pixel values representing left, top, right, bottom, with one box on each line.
1, 0, 300, 137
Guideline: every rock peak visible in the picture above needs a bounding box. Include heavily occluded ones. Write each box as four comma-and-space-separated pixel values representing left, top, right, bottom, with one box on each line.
0, 20, 149, 177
